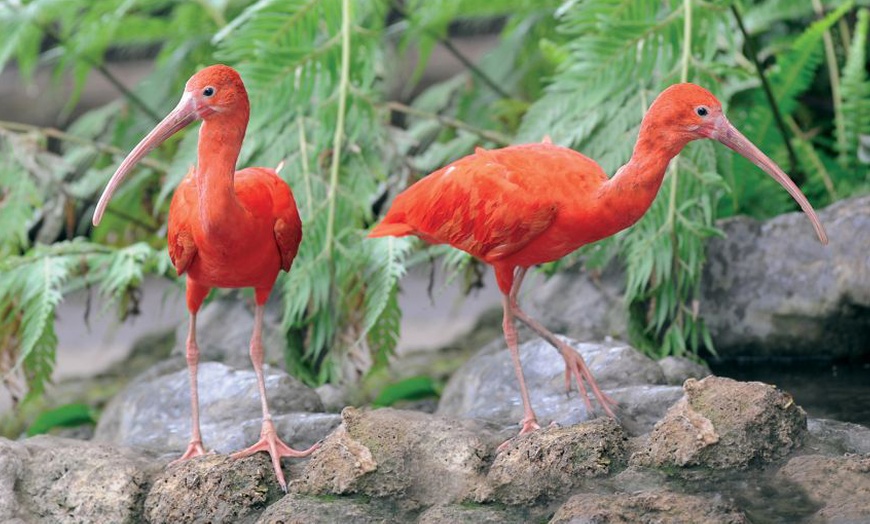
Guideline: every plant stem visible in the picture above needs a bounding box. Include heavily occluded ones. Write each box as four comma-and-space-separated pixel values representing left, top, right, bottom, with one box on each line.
296, 115, 314, 218
324, 0, 352, 258
730, 3, 801, 181
812, 0, 847, 165
383, 101, 511, 146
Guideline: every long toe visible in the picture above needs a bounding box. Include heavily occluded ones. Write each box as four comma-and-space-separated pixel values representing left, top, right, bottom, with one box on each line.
231, 421, 321, 491
169, 440, 207, 466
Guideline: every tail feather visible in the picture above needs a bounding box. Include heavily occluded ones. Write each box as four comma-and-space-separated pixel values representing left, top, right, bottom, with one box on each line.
368, 221, 415, 238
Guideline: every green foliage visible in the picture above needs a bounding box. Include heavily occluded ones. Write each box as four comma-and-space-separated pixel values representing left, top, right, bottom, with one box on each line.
372, 375, 441, 407
26, 402, 97, 436
0, 0, 866, 406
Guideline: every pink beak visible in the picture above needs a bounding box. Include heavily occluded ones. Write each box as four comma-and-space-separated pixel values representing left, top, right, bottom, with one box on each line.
711, 116, 828, 245
92, 93, 199, 226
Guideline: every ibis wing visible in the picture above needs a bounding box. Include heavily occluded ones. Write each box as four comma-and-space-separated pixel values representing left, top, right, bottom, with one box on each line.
393, 154, 560, 262
167, 171, 198, 275
235, 167, 303, 273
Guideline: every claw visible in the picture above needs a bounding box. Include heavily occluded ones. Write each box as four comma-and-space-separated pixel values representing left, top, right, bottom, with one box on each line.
169, 439, 207, 466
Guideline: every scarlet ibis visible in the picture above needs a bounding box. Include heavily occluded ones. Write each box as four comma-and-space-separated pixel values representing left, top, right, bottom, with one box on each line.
92, 65, 316, 490
370, 83, 828, 445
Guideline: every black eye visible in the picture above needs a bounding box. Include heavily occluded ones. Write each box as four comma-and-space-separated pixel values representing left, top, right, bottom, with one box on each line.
203, 86, 215, 97
696, 106, 709, 117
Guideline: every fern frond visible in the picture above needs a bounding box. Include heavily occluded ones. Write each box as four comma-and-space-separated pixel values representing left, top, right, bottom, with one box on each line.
837, 8, 870, 174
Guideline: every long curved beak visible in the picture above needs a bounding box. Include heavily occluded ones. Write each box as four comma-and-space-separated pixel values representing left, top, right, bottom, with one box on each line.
712, 116, 828, 245
92, 93, 199, 226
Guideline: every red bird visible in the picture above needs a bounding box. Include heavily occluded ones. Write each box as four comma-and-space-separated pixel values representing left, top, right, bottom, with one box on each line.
92, 65, 316, 490
370, 84, 828, 444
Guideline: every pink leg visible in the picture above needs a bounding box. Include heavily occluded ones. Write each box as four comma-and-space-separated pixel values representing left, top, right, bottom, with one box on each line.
510, 268, 617, 418
170, 312, 207, 464
231, 303, 319, 492
498, 293, 541, 452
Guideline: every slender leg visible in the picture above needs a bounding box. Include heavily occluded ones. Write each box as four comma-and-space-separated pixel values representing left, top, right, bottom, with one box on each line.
231, 303, 319, 492
510, 268, 617, 417
170, 312, 207, 463
498, 293, 541, 451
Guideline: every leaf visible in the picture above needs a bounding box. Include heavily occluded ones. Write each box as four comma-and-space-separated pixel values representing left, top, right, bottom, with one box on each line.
26, 403, 98, 436
372, 376, 440, 407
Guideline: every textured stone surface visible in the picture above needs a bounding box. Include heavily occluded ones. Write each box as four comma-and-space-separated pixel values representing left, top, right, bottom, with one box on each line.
632, 376, 806, 469
437, 337, 686, 436
550, 490, 749, 524
475, 417, 628, 505
0, 436, 155, 524
256, 493, 397, 524
658, 356, 711, 385
701, 195, 870, 358
778, 454, 870, 523
145, 454, 284, 524
94, 361, 337, 456
292, 407, 489, 506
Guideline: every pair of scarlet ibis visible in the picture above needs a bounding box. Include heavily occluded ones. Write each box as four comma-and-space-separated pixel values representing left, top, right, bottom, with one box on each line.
93, 65, 827, 490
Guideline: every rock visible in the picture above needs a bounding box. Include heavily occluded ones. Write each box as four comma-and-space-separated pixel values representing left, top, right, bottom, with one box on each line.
94, 361, 338, 456
256, 493, 398, 524
437, 337, 687, 436
549, 490, 749, 524
702, 195, 870, 358
292, 407, 489, 507
0, 435, 155, 523
172, 292, 285, 368
144, 454, 283, 524
475, 418, 627, 505
658, 356, 710, 385
807, 417, 870, 454
416, 503, 529, 523
632, 376, 806, 469
778, 454, 870, 523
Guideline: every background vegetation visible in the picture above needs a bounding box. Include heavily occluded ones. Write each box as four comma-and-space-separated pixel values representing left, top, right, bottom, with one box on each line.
0, 0, 867, 414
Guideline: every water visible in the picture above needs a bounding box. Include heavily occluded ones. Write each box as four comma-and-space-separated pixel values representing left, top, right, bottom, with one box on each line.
710, 357, 870, 427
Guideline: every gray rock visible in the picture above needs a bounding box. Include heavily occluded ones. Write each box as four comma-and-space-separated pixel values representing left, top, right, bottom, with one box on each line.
778, 454, 870, 523
701, 195, 870, 358
632, 376, 806, 469
94, 361, 338, 456
144, 453, 284, 524
437, 337, 683, 435
475, 418, 627, 506
807, 417, 870, 455
658, 356, 711, 385
172, 292, 285, 368
549, 490, 749, 524
0, 436, 155, 523
292, 407, 489, 507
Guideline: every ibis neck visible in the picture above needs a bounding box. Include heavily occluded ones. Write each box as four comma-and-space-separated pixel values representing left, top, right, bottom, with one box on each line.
597, 120, 688, 231
195, 115, 248, 234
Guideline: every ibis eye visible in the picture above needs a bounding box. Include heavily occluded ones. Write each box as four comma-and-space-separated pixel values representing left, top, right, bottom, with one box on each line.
203, 86, 215, 97
695, 106, 709, 117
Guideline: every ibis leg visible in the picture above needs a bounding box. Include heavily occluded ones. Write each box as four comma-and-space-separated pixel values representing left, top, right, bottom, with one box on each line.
498, 293, 541, 451
171, 312, 208, 463
230, 303, 319, 492
509, 268, 617, 418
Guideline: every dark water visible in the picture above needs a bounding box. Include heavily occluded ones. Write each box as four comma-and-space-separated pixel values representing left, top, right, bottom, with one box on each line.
710, 357, 870, 427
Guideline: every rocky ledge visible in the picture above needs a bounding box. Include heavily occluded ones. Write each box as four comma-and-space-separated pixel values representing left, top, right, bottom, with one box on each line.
3, 338, 870, 523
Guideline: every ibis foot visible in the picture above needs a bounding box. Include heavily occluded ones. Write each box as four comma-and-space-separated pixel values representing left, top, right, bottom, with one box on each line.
231, 418, 320, 492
